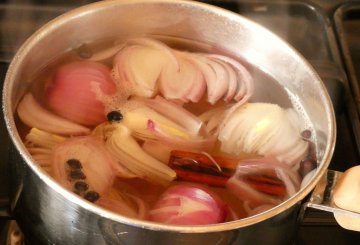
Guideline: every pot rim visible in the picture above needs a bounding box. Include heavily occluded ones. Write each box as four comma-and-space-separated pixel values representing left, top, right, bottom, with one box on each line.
2, 0, 336, 233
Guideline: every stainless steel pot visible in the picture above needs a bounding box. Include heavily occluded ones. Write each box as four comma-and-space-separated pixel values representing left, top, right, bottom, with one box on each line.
2, 0, 337, 244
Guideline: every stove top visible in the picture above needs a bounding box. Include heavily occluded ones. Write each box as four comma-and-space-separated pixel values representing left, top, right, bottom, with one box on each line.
0, 0, 360, 244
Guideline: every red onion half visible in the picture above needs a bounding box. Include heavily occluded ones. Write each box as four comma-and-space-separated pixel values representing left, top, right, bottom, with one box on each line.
149, 183, 227, 225
46, 61, 116, 127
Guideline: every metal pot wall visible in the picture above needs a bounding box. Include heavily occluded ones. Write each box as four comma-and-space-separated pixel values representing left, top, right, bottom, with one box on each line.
2, 0, 336, 244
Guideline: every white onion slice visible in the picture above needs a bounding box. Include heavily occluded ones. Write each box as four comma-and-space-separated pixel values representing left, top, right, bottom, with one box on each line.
113, 45, 168, 97
219, 103, 308, 167
187, 54, 228, 104
142, 141, 172, 163
139, 96, 203, 135
147, 120, 216, 151
121, 104, 192, 141
51, 136, 117, 195
112, 37, 179, 98
159, 53, 205, 103
214, 58, 238, 102
18, 93, 90, 136
126, 37, 179, 68
105, 124, 176, 186
208, 54, 254, 101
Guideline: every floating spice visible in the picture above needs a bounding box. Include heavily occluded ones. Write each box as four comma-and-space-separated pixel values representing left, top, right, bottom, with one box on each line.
84, 191, 100, 202
70, 170, 86, 180
168, 150, 237, 187
168, 150, 287, 197
74, 181, 89, 193
66, 159, 82, 170
107, 111, 123, 122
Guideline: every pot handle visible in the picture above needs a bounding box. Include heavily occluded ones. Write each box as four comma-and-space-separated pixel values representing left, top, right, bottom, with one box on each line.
301, 166, 360, 231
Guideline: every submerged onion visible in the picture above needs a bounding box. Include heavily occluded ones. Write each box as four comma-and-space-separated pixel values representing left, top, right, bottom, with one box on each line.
103, 124, 177, 186
149, 183, 227, 225
219, 103, 308, 167
137, 95, 203, 135
112, 38, 254, 105
51, 136, 123, 196
147, 120, 216, 152
25, 128, 135, 198
112, 38, 178, 98
46, 61, 116, 126
18, 93, 90, 136
227, 157, 301, 212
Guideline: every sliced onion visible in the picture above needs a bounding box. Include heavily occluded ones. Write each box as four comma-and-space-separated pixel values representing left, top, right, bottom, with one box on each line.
25, 128, 64, 172
18, 93, 90, 136
51, 136, 118, 195
208, 54, 254, 102
147, 120, 216, 151
113, 45, 169, 97
213, 58, 238, 102
236, 158, 301, 189
112, 37, 179, 98
46, 61, 116, 126
199, 104, 232, 134
187, 54, 228, 104
25, 127, 66, 149
126, 37, 179, 68
138, 96, 203, 135
227, 157, 301, 207
218, 103, 308, 167
121, 104, 192, 140
142, 141, 172, 163
149, 183, 227, 225
159, 52, 205, 103
105, 124, 176, 186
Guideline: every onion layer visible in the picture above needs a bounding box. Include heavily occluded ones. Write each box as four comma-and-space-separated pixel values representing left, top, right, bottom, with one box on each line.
104, 124, 176, 186
149, 183, 227, 225
227, 157, 301, 213
112, 38, 254, 105
46, 61, 116, 126
51, 136, 117, 196
138, 96, 203, 135
18, 93, 90, 136
147, 120, 216, 152
219, 103, 308, 167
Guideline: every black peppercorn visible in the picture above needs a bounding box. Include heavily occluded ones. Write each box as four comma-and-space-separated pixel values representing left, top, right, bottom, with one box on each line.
84, 191, 100, 202
69, 170, 86, 180
74, 181, 89, 192
107, 111, 123, 122
66, 159, 82, 170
